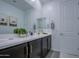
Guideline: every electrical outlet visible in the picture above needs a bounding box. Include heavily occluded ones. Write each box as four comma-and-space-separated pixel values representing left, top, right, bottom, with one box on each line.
77, 48, 79, 50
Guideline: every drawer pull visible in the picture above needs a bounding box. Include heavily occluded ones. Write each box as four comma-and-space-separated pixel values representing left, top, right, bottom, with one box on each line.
26, 47, 28, 56
30, 45, 32, 53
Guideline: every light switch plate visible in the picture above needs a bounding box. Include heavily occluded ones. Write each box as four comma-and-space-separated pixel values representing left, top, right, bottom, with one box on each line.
77, 17, 79, 20
77, 33, 79, 35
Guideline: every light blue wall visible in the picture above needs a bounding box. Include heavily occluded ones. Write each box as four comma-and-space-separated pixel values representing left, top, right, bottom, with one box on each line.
24, 0, 42, 32
24, 8, 42, 32
0, 0, 25, 34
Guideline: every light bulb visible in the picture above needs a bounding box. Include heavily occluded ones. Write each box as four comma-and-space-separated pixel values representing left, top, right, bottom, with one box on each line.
31, 0, 35, 2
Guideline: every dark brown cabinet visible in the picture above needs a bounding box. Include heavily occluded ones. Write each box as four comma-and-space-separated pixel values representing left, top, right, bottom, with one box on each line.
47, 35, 52, 52
41, 37, 48, 57
0, 35, 52, 58
28, 39, 42, 58
0, 43, 28, 58
41, 35, 52, 57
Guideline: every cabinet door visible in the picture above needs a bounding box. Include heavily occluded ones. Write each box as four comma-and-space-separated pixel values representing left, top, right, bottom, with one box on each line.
0, 43, 28, 58
47, 35, 51, 52
41, 37, 48, 57
28, 39, 41, 58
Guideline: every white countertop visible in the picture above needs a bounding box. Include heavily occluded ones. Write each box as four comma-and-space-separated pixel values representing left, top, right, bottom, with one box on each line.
0, 33, 51, 50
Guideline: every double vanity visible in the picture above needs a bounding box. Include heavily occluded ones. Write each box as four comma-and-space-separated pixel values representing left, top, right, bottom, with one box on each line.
0, 34, 52, 58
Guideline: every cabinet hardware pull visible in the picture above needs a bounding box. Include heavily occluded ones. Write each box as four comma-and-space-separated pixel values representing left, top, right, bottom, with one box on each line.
26, 47, 28, 56
30, 45, 32, 53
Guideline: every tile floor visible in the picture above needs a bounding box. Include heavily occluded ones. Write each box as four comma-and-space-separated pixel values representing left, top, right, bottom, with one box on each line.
46, 51, 60, 58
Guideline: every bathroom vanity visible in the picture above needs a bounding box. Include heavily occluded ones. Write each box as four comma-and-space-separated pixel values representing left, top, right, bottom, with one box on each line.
0, 34, 52, 58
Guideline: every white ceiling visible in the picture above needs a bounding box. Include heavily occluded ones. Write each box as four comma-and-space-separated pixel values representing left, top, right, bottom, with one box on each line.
39, 0, 72, 5
40, 0, 53, 5
2, 0, 52, 10
2, 0, 33, 11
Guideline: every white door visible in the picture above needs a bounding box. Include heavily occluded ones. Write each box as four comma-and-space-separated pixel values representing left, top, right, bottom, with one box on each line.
60, 0, 79, 56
